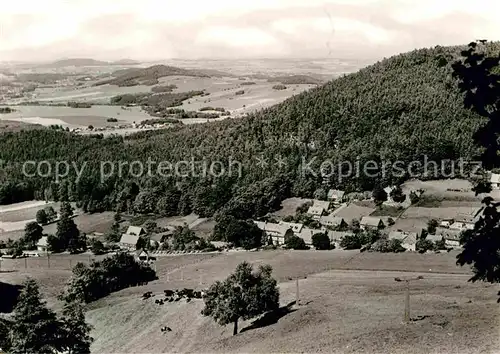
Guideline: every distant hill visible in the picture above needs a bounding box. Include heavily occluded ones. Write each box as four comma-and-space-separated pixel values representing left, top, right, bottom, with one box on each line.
110, 59, 141, 66
38, 58, 110, 68
267, 75, 324, 85
94, 64, 211, 87
37, 58, 141, 68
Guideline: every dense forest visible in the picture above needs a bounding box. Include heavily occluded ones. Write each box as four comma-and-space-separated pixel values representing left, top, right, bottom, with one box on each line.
0, 44, 494, 219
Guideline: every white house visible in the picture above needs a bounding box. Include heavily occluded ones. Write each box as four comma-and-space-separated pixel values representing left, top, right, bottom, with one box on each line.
126, 226, 146, 236
319, 215, 347, 228
439, 219, 454, 228
307, 206, 325, 220
278, 221, 304, 233
119, 233, 140, 250
327, 189, 345, 203
490, 173, 500, 189
388, 231, 418, 251
312, 200, 330, 211
449, 221, 474, 232
435, 227, 462, 248
254, 221, 291, 244
327, 231, 354, 247
36, 236, 49, 252
360, 216, 384, 230
384, 186, 396, 202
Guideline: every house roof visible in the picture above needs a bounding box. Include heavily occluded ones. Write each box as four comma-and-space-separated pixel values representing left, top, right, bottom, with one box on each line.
135, 249, 149, 257
388, 231, 418, 244
296, 227, 318, 245
449, 222, 475, 231
119, 233, 140, 246
126, 226, 145, 236
435, 227, 462, 241
319, 215, 345, 226
278, 221, 304, 232
254, 221, 290, 237
307, 206, 324, 215
360, 216, 383, 227
490, 173, 500, 183
36, 236, 48, 247
425, 234, 444, 243
312, 200, 330, 210
327, 189, 345, 200
327, 230, 354, 242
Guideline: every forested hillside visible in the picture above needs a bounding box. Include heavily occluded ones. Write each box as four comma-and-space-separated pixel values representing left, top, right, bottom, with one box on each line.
0, 44, 491, 218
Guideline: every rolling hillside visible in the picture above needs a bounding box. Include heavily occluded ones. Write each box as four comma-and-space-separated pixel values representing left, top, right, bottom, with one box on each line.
0, 44, 490, 215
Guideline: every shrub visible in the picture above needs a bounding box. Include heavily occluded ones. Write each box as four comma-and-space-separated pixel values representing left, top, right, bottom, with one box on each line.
106, 118, 118, 122
285, 235, 309, 250
272, 84, 287, 90
370, 239, 406, 253
235, 90, 245, 95
416, 238, 435, 253
312, 233, 331, 250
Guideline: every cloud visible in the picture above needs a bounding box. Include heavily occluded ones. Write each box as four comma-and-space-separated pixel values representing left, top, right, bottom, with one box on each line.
0, 0, 499, 61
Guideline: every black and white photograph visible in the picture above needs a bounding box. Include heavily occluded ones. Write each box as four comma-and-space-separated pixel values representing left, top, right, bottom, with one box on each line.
0, 1, 499, 353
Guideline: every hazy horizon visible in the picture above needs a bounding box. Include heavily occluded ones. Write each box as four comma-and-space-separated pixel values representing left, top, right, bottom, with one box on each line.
1, 0, 499, 62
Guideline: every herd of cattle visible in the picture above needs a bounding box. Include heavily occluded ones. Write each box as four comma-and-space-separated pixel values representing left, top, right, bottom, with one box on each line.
142, 288, 206, 305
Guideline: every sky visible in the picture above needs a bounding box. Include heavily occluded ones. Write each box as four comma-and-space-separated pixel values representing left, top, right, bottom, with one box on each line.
0, 0, 499, 61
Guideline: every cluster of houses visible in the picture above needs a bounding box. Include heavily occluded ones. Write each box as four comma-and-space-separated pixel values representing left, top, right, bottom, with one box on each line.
253, 187, 480, 252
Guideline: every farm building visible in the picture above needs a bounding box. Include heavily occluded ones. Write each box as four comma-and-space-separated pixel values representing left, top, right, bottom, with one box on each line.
426, 234, 445, 243
388, 231, 418, 251
490, 173, 500, 189
119, 233, 140, 250
435, 227, 462, 248
125, 226, 146, 236
360, 216, 384, 230
439, 219, 454, 228
134, 249, 155, 262
449, 221, 475, 232
254, 221, 291, 244
295, 227, 319, 246
319, 215, 347, 228
36, 236, 49, 252
307, 206, 325, 219
278, 221, 304, 233
327, 231, 354, 247
327, 189, 345, 202
312, 200, 330, 211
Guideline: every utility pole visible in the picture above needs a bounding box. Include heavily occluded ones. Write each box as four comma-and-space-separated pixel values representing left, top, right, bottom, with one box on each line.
296, 279, 300, 306
394, 275, 424, 323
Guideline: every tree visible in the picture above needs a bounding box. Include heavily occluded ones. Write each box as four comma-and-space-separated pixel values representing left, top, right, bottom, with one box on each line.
212, 215, 263, 250
45, 206, 57, 223
390, 186, 406, 203
60, 300, 93, 354
312, 232, 331, 250
23, 221, 43, 248
10, 279, 62, 353
36, 209, 48, 224
56, 216, 82, 253
285, 235, 308, 250
143, 220, 157, 234
453, 41, 500, 301
427, 219, 438, 235
416, 238, 434, 253
340, 234, 362, 250
201, 262, 279, 335
387, 217, 395, 226
90, 239, 105, 255
60, 202, 74, 219
372, 186, 387, 206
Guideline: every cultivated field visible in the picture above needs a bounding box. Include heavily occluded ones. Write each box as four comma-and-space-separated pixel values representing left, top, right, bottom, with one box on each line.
2, 250, 497, 353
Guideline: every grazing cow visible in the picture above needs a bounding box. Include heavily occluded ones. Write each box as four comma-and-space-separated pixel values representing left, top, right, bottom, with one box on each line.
186, 298, 191, 303
160, 326, 171, 332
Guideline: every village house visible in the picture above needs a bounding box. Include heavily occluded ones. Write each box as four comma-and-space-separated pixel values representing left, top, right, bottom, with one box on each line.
295, 227, 318, 246
360, 216, 384, 230
36, 236, 49, 253
134, 249, 156, 263
425, 234, 445, 243
439, 219, 454, 228
435, 227, 462, 248
383, 186, 396, 202
490, 173, 500, 189
327, 189, 345, 203
254, 221, 291, 244
312, 200, 330, 211
278, 221, 304, 233
327, 230, 354, 247
319, 215, 347, 229
119, 234, 140, 250
388, 231, 418, 251
449, 221, 475, 232
307, 206, 325, 220
126, 226, 146, 236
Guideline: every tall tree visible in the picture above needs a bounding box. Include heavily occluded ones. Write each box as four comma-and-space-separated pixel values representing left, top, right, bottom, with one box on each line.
202, 262, 279, 335
23, 221, 43, 248
10, 279, 62, 354
60, 301, 93, 354
453, 40, 500, 300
